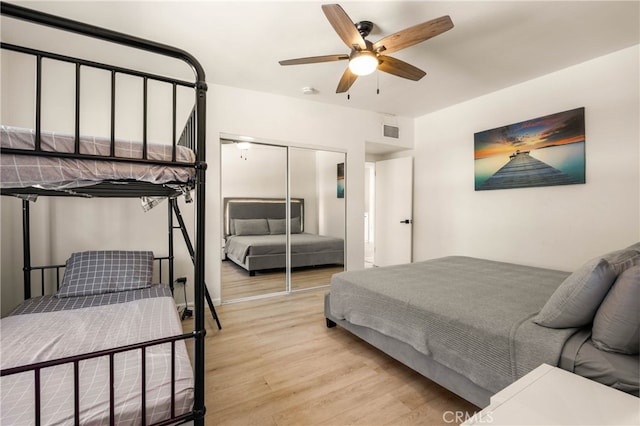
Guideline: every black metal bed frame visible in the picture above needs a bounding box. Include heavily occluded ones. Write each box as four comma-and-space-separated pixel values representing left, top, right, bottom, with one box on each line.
0, 3, 210, 425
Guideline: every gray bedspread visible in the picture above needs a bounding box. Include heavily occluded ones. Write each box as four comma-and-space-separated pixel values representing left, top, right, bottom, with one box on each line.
9, 284, 173, 315
329, 256, 578, 393
226, 232, 344, 264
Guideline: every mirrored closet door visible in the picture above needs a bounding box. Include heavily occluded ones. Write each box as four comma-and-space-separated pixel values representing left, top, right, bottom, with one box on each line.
289, 147, 346, 291
221, 140, 346, 302
221, 140, 287, 300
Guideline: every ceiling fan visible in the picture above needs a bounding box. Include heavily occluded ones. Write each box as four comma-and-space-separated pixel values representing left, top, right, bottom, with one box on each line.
279, 4, 454, 94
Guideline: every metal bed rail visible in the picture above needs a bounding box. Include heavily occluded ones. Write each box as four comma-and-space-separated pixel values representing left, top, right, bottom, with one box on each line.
26, 264, 66, 296
0, 41, 198, 168
25, 256, 175, 297
0, 330, 202, 426
177, 106, 197, 153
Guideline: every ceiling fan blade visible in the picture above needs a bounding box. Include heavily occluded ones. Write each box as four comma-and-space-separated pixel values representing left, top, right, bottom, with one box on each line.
322, 4, 367, 50
279, 54, 349, 66
377, 55, 426, 81
373, 15, 453, 55
336, 67, 358, 93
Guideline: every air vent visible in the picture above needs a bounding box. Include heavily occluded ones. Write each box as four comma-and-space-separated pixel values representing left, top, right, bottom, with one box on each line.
383, 124, 399, 139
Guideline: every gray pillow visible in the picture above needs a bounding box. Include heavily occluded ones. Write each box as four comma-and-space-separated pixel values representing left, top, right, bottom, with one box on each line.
625, 242, 640, 252
57, 250, 154, 298
592, 265, 640, 354
233, 218, 269, 236
267, 217, 302, 234
601, 247, 640, 275
290, 216, 302, 234
534, 257, 617, 328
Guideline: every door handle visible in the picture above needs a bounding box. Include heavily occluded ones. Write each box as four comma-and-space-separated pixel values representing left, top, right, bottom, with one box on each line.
400, 219, 412, 224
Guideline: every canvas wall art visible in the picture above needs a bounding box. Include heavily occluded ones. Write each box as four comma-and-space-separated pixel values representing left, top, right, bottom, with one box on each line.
337, 162, 345, 198
474, 107, 585, 191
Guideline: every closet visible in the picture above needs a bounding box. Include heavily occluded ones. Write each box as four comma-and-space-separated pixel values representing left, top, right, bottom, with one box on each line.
221, 139, 346, 302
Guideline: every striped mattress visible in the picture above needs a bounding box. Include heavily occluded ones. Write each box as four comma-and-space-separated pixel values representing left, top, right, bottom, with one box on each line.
0, 286, 194, 425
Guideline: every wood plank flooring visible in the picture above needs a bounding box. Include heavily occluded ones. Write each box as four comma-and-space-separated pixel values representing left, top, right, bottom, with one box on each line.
221, 260, 344, 301
183, 287, 478, 426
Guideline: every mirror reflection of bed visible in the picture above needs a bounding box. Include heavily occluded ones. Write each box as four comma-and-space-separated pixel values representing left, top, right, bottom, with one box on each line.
221, 142, 346, 302
222, 198, 344, 300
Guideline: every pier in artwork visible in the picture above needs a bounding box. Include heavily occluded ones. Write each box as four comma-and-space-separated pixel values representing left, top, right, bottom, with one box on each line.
478, 151, 579, 190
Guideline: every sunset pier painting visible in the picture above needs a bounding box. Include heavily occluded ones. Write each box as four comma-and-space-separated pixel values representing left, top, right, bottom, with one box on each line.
474, 107, 585, 191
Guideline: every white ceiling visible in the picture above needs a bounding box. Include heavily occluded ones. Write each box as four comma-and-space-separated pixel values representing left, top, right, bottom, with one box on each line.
2, 1, 639, 120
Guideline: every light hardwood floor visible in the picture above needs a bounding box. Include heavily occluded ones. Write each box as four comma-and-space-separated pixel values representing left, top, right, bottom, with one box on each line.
184, 287, 478, 426
221, 260, 344, 301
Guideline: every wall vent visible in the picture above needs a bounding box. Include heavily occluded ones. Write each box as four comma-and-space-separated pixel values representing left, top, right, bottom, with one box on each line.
383, 124, 399, 139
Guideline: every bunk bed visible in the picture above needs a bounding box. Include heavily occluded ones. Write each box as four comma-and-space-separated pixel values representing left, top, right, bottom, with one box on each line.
223, 197, 345, 276
0, 3, 212, 425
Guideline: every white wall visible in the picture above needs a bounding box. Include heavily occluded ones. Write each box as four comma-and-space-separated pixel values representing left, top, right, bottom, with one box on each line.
413, 45, 640, 271
221, 143, 289, 199
292, 148, 322, 234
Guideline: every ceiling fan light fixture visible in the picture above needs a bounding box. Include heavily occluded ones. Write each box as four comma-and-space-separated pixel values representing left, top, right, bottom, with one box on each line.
348, 51, 378, 76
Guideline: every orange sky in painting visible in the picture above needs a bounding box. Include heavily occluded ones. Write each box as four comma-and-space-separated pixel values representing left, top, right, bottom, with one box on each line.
475, 134, 584, 159
474, 108, 585, 160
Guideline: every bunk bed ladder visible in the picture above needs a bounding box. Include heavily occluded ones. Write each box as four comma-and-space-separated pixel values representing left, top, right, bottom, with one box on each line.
170, 198, 222, 330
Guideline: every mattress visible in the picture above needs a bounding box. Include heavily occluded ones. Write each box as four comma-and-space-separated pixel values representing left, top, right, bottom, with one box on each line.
329, 256, 578, 394
560, 329, 639, 396
0, 289, 194, 425
0, 125, 196, 190
225, 232, 344, 265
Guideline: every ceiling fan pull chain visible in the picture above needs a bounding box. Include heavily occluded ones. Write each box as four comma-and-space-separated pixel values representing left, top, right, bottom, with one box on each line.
377, 70, 380, 94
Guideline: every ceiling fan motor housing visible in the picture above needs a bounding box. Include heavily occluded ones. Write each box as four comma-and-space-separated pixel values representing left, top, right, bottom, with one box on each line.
356, 21, 374, 38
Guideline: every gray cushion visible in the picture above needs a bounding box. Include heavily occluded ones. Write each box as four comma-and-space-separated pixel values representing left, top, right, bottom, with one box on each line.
233, 218, 269, 236
267, 217, 303, 234
534, 257, 617, 328
290, 216, 302, 234
57, 250, 154, 298
267, 218, 286, 234
625, 242, 640, 252
592, 265, 640, 354
601, 247, 640, 275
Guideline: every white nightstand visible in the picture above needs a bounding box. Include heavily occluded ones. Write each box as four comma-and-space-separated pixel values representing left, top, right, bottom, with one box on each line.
463, 363, 640, 425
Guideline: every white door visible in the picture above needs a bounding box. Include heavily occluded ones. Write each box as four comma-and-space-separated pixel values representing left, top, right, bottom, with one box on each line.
374, 156, 413, 266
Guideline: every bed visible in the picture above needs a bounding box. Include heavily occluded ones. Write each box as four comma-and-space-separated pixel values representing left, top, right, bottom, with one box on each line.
224, 198, 344, 276
325, 245, 640, 408
1, 255, 193, 425
0, 3, 209, 425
